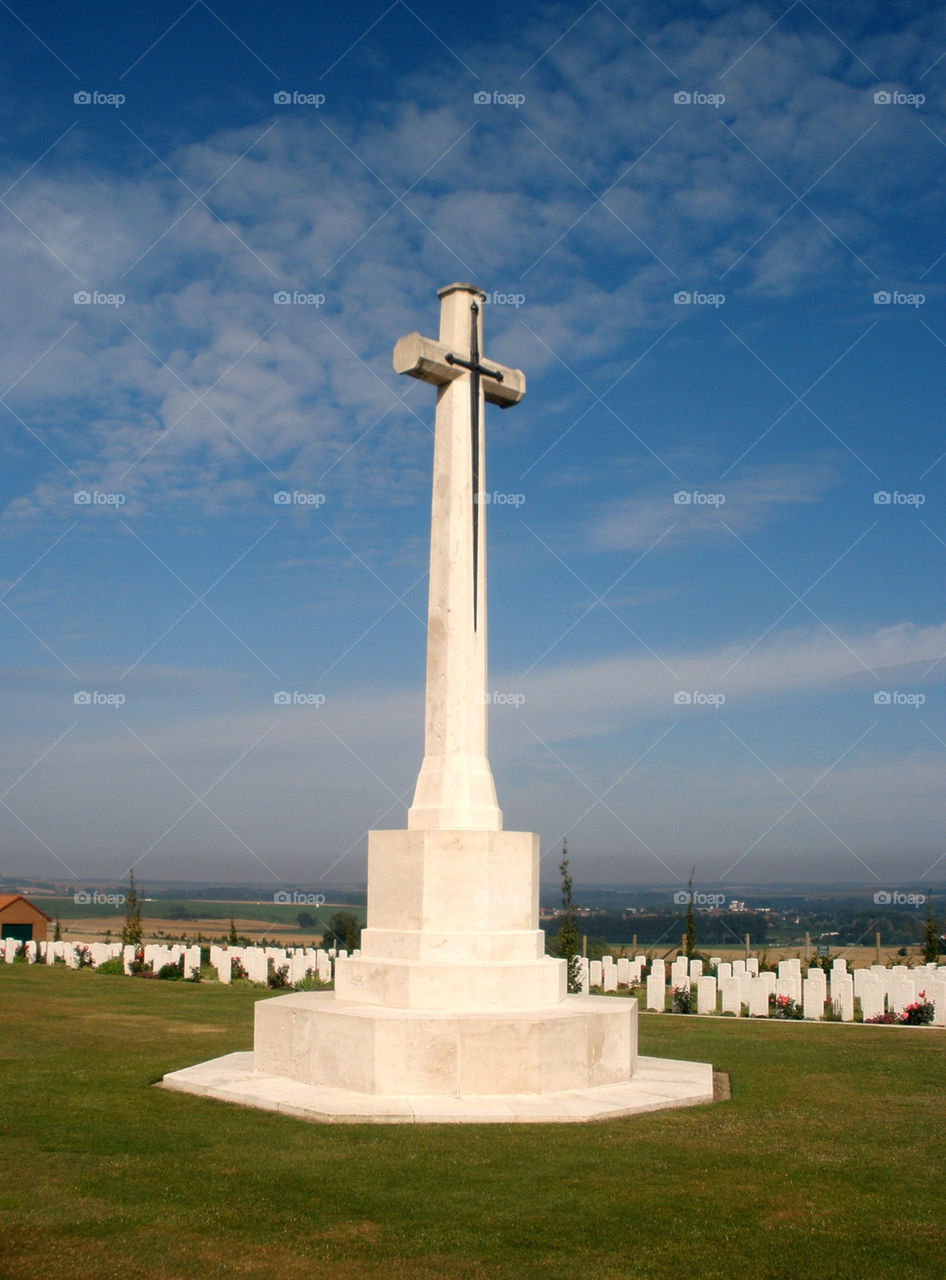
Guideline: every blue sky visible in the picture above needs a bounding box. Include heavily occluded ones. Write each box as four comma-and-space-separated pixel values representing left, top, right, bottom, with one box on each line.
1, 0, 944, 891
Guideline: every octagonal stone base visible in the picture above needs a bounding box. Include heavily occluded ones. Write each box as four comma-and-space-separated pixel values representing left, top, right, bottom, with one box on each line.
253, 991, 636, 1095
160, 1051, 715, 1124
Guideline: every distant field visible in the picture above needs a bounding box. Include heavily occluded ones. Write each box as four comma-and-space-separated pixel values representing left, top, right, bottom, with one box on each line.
0, 964, 943, 1280
38, 897, 365, 944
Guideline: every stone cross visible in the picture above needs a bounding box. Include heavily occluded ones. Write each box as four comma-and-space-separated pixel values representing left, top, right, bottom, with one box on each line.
393, 283, 525, 831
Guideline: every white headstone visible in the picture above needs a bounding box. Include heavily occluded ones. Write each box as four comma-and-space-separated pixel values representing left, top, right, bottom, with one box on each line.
646, 973, 665, 1011
803, 974, 825, 1020
696, 975, 717, 1015
747, 978, 768, 1017
930, 979, 946, 1027
290, 951, 311, 986
888, 976, 915, 1016
720, 976, 742, 1016
184, 945, 201, 980
859, 974, 884, 1021
834, 974, 854, 1022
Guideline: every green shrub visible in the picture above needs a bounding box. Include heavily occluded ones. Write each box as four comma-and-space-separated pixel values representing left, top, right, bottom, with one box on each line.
157, 962, 183, 981
95, 957, 125, 976
671, 984, 693, 1014
900, 997, 935, 1025
293, 971, 332, 992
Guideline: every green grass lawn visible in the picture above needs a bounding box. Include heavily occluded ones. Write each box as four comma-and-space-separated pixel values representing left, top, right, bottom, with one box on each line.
1, 965, 943, 1280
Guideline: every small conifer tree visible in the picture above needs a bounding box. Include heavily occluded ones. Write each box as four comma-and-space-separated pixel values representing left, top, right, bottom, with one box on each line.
556, 840, 583, 993
922, 892, 940, 963
684, 867, 697, 959
121, 870, 143, 949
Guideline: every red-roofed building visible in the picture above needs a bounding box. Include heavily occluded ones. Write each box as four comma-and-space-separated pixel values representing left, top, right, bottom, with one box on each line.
0, 895, 51, 943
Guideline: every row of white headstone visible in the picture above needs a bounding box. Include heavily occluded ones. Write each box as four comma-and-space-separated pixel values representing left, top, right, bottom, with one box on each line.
209, 944, 344, 986
0, 937, 347, 985
1, 937, 205, 977
580, 952, 946, 1024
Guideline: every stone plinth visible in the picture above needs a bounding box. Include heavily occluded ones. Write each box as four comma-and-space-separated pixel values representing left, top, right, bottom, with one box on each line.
334, 829, 563, 1011
254, 992, 636, 1096
161, 1052, 715, 1124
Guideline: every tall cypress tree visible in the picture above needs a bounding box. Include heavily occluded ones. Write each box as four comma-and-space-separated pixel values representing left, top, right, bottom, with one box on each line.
922, 891, 940, 963
556, 839, 582, 994
684, 867, 697, 959
121, 870, 143, 949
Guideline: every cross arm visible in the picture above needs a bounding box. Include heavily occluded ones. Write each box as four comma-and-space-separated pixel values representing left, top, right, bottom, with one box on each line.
393, 332, 526, 408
